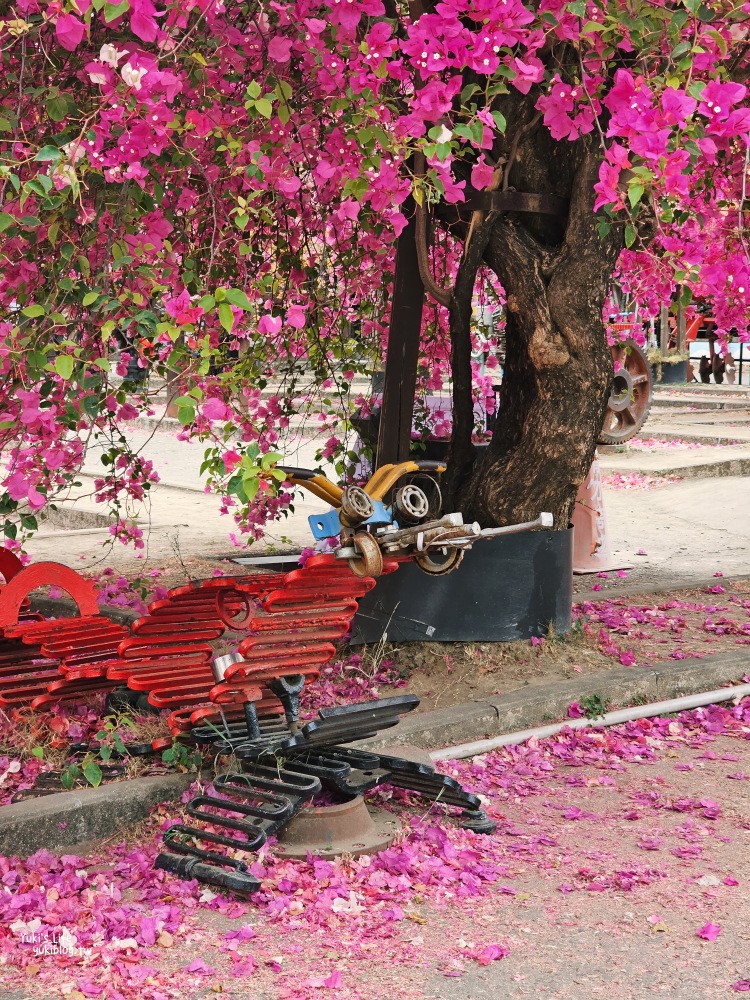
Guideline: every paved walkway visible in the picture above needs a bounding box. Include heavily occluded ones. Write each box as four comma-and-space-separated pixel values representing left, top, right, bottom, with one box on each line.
18, 385, 750, 594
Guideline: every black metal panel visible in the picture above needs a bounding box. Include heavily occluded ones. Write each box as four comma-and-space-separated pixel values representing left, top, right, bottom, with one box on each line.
350, 529, 573, 643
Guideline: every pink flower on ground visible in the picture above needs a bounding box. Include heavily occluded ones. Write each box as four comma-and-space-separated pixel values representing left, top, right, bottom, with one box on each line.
475, 944, 508, 965
696, 922, 721, 941
568, 702, 584, 719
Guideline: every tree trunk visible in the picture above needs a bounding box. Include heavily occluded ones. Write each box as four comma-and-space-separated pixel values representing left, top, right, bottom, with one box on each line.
456, 144, 624, 529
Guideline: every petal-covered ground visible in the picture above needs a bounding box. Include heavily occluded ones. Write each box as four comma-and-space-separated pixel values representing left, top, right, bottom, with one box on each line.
1, 699, 749, 999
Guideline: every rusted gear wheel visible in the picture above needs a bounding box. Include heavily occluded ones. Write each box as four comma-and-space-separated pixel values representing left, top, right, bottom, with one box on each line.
394, 484, 430, 524
414, 547, 464, 576
348, 531, 384, 578
599, 338, 653, 445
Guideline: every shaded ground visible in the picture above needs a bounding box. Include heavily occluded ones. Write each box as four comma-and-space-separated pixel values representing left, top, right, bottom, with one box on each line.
1, 705, 750, 999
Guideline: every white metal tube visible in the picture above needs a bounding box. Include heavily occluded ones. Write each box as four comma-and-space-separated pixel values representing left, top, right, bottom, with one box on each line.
429, 683, 750, 762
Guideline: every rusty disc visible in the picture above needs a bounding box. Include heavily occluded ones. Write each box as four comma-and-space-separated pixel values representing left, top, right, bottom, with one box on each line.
599, 338, 652, 445
348, 532, 383, 579
414, 546, 464, 576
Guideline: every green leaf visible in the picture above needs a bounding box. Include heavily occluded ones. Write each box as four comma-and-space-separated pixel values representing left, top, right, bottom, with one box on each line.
31, 746, 45, 759
82, 291, 99, 307
246, 81, 262, 99
224, 288, 252, 310
83, 760, 103, 788
624, 223, 636, 249
104, 0, 130, 22
0, 213, 15, 233
35, 145, 62, 162
99, 746, 112, 762
628, 183, 645, 207
54, 355, 74, 380
254, 98, 273, 119
46, 96, 70, 121
218, 301, 235, 333
22, 304, 46, 318
243, 478, 260, 503
567, 0, 586, 15
177, 405, 195, 426
260, 451, 283, 469
197, 294, 215, 312
60, 768, 77, 790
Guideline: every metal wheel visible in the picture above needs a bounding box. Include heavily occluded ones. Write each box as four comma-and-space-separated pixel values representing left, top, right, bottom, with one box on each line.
348, 531, 384, 578
599, 338, 652, 445
394, 474, 442, 520
414, 546, 464, 576
394, 484, 430, 524
340, 486, 375, 526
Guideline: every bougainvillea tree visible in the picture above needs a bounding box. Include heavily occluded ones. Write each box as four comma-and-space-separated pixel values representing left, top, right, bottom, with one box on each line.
1, 0, 749, 548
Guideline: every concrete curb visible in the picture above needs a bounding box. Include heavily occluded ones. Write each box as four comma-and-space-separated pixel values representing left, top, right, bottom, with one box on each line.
0, 772, 195, 858
359, 648, 750, 753
622, 457, 750, 480
3, 649, 748, 857
651, 399, 750, 412
571, 572, 750, 600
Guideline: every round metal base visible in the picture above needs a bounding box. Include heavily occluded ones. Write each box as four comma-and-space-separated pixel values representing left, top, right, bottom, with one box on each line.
275, 795, 400, 859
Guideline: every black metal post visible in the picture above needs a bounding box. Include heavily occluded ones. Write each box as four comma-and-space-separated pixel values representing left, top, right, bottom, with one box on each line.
375, 204, 426, 468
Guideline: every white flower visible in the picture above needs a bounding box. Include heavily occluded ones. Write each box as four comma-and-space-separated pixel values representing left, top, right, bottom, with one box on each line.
62, 141, 86, 164
436, 125, 452, 144
99, 43, 126, 68
58, 928, 78, 953
88, 69, 108, 85
331, 891, 365, 915
121, 63, 147, 91
109, 937, 138, 951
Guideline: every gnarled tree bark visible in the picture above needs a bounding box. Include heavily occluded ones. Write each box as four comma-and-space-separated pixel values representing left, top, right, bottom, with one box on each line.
440, 108, 624, 527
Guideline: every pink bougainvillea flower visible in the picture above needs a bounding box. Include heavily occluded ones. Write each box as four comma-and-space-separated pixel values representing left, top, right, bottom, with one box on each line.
55, 13, 85, 51
268, 36, 293, 62
475, 944, 509, 965
696, 922, 721, 941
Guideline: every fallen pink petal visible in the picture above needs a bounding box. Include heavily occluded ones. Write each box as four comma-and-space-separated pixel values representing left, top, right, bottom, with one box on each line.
696, 923, 722, 942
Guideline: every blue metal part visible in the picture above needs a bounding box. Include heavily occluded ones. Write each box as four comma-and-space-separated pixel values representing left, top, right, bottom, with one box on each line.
366, 500, 393, 527
308, 510, 342, 540
307, 501, 397, 541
